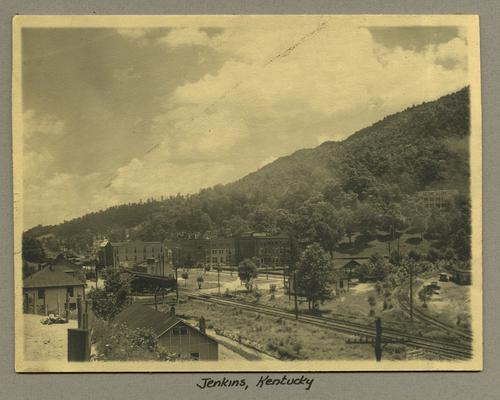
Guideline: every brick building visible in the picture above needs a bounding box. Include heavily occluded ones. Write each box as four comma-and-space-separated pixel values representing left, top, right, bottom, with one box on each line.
98, 241, 170, 276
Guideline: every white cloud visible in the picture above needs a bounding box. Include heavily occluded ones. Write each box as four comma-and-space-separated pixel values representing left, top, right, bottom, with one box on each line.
98, 21, 469, 213
159, 28, 213, 48
24, 20, 471, 228
116, 28, 149, 39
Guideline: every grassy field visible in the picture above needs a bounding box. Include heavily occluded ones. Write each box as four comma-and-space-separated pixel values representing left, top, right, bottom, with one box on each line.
164, 299, 409, 361
228, 277, 459, 343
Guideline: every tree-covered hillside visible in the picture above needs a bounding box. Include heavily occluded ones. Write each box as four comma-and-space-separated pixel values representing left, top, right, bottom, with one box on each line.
25, 87, 471, 262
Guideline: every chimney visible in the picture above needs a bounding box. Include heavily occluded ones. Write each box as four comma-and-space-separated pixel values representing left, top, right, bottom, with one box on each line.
199, 316, 206, 334
169, 306, 176, 317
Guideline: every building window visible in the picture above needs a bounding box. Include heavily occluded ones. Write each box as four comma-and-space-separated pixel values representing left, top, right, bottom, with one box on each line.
37, 288, 45, 299
67, 287, 74, 297
172, 326, 189, 336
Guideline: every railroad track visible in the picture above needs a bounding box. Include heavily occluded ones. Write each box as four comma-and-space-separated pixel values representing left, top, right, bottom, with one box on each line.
186, 294, 472, 360
397, 287, 473, 341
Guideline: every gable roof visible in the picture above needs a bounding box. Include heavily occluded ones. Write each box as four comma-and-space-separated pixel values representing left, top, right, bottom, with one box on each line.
51, 256, 82, 271
114, 303, 216, 343
23, 266, 86, 289
114, 303, 181, 337
342, 259, 362, 268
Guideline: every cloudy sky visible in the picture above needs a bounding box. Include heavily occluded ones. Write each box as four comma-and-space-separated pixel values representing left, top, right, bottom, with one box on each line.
21, 17, 470, 229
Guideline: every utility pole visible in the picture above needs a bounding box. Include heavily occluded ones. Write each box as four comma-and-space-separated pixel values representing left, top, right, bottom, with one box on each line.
287, 266, 291, 302
294, 270, 298, 320
409, 261, 413, 322
346, 317, 405, 362
217, 266, 221, 296
175, 265, 179, 304
375, 317, 382, 361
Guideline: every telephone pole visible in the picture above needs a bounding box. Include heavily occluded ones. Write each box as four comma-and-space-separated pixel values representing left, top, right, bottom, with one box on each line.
217, 266, 221, 295
409, 261, 413, 321
294, 270, 298, 320
175, 265, 179, 303
375, 317, 382, 361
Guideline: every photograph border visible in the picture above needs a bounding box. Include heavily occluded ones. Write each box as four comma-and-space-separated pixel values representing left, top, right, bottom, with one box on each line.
12, 14, 483, 373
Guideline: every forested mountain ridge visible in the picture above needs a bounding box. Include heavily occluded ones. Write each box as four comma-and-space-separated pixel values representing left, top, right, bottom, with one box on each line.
24, 87, 471, 260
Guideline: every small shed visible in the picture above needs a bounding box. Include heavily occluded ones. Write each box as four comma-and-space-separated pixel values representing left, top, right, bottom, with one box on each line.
23, 265, 86, 315
452, 267, 471, 285
115, 303, 218, 360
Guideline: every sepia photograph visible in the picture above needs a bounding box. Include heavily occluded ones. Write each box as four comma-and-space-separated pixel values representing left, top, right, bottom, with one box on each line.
12, 15, 482, 372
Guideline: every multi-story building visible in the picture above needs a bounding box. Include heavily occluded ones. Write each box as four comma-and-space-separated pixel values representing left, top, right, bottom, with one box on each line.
167, 239, 207, 268
235, 232, 289, 267
205, 237, 235, 268
98, 240, 170, 276
168, 233, 290, 269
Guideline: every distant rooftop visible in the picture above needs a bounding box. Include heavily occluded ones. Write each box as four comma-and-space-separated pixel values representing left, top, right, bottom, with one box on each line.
114, 303, 182, 337
23, 265, 85, 289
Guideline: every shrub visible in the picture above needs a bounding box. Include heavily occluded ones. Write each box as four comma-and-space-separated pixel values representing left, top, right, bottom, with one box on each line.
92, 320, 176, 361
269, 284, 277, 293
408, 250, 423, 261
196, 275, 204, 289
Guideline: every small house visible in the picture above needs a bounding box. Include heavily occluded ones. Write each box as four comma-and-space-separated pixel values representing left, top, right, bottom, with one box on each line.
114, 303, 218, 360
341, 259, 362, 277
23, 265, 86, 315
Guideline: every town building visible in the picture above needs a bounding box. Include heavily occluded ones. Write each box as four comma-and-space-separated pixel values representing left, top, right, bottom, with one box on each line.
115, 303, 218, 360
98, 241, 170, 276
168, 233, 290, 268
167, 238, 207, 268
417, 189, 459, 209
235, 232, 289, 267
205, 237, 236, 268
23, 264, 86, 315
